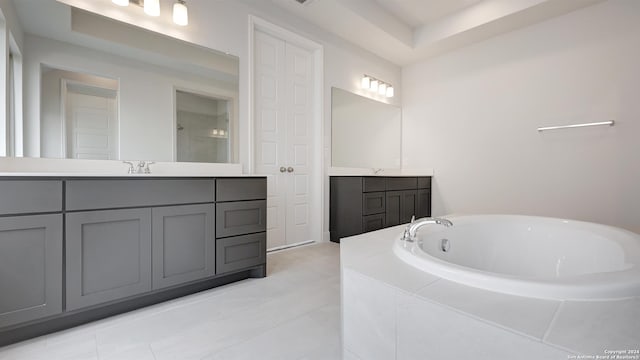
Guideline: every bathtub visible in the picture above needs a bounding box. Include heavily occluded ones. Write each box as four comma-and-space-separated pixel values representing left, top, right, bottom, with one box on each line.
393, 215, 640, 300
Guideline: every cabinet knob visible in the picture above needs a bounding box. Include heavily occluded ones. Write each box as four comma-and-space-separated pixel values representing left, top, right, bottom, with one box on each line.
280, 167, 287, 173
287, 167, 294, 173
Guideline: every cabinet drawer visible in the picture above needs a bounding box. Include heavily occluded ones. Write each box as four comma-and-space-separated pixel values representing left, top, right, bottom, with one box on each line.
362, 192, 385, 215
363, 177, 385, 192
216, 200, 266, 238
66, 179, 214, 211
418, 177, 431, 189
363, 214, 385, 233
216, 178, 267, 202
386, 177, 417, 191
216, 233, 266, 274
0, 180, 62, 215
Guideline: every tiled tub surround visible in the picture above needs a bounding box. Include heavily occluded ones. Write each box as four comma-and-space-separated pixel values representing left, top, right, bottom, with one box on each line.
341, 226, 640, 360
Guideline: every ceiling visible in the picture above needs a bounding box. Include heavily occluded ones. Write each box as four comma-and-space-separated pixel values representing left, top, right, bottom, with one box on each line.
269, 0, 605, 66
374, 0, 483, 29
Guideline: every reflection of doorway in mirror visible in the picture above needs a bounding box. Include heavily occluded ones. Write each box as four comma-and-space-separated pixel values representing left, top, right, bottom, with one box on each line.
175, 90, 230, 163
63, 82, 118, 160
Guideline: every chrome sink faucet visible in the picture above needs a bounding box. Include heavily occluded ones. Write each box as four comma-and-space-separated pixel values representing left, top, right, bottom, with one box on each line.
402, 216, 453, 242
123, 161, 155, 174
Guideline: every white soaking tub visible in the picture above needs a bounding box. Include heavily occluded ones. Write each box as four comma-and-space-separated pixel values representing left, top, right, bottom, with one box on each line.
393, 215, 640, 300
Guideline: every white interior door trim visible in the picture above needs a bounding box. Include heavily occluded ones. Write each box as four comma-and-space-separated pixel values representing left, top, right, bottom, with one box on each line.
248, 15, 325, 246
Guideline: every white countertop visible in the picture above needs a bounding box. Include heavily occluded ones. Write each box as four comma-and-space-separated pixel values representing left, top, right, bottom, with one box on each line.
0, 157, 250, 177
340, 226, 640, 356
328, 167, 434, 176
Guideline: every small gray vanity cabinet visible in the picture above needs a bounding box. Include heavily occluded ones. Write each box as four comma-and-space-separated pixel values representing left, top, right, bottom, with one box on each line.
0, 180, 63, 328
215, 178, 267, 274
330, 176, 432, 242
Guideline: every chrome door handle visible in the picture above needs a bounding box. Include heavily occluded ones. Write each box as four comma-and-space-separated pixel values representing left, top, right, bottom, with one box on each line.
280, 166, 286, 173
287, 167, 294, 173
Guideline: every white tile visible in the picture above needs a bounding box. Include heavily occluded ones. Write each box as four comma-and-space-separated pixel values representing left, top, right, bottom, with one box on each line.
340, 226, 402, 267
416, 279, 561, 339
342, 268, 396, 360
544, 298, 640, 355
343, 348, 363, 360
0, 336, 98, 360
396, 292, 572, 360
0, 243, 341, 360
205, 304, 341, 360
346, 249, 439, 293
150, 276, 339, 360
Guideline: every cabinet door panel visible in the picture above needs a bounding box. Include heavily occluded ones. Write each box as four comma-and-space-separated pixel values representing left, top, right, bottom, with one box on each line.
401, 190, 418, 224
216, 200, 266, 238
152, 204, 215, 289
385, 191, 402, 227
416, 189, 431, 218
363, 214, 385, 233
362, 192, 385, 215
66, 209, 152, 311
0, 215, 62, 328
216, 233, 266, 274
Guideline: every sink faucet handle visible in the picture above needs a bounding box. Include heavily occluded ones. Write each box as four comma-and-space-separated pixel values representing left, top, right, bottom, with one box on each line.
122, 161, 135, 174
144, 162, 155, 174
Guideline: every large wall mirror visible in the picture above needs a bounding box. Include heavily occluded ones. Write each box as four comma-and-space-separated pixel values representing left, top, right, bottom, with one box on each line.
2, 0, 239, 163
331, 88, 401, 169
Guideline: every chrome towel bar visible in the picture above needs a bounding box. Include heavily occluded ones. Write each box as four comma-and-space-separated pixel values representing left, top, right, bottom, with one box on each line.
537, 120, 614, 132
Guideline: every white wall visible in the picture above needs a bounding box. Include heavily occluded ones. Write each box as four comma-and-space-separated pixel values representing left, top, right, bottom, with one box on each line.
402, 0, 640, 233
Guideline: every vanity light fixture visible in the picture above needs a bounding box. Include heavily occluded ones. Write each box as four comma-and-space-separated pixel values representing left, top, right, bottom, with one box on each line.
370, 79, 379, 93
361, 74, 394, 98
114, 0, 189, 25
173, 0, 189, 26
386, 86, 394, 98
144, 0, 160, 16
378, 83, 387, 96
361, 75, 371, 89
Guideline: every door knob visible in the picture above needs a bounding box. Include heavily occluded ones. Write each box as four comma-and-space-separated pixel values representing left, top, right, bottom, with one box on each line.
279, 166, 286, 173
287, 167, 294, 173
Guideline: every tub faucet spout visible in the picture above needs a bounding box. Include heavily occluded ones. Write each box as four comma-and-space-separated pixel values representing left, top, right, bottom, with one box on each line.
403, 216, 453, 242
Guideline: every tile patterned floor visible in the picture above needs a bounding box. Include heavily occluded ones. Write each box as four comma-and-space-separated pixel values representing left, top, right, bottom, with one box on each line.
0, 243, 342, 360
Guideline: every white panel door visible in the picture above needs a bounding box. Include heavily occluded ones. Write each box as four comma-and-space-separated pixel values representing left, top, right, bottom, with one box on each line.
285, 42, 313, 245
254, 31, 287, 249
65, 90, 117, 160
254, 30, 315, 249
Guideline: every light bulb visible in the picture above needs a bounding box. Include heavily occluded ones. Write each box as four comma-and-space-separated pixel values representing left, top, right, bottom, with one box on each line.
112, 0, 129, 6
173, 0, 188, 26
386, 86, 394, 98
378, 83, 387, 95
144, 0, 160, 16
361, 76, 370, 89
370, 79, 379, 92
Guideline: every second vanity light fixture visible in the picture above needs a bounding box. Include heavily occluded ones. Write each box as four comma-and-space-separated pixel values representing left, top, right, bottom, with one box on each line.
361, 75, 394, 98
112, 0, 189, 26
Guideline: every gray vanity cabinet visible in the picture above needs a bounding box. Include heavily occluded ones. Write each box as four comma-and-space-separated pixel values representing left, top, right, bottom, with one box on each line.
66, 208, 152, 311
152, 204, 215, 289
0, 214, 63, 328
330, 176, 432, 242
